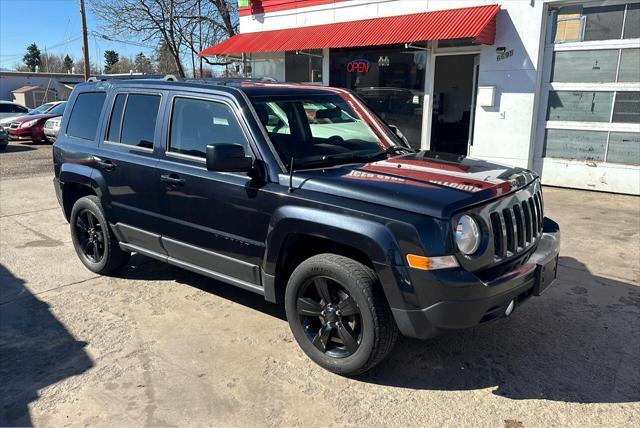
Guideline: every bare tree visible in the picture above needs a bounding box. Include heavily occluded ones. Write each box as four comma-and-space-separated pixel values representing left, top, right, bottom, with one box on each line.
109, 57, 135, 74
89, 0, 238, 78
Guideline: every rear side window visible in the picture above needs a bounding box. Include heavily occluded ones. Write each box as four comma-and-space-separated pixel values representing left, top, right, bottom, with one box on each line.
66, 92, 106, 140
14, 105, 28, 113
107, 93, 160, 149
169, 97, 249, 158
107, 94, 126, 142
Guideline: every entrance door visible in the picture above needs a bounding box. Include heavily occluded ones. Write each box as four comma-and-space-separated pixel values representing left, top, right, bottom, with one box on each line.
430, 54, 479, 156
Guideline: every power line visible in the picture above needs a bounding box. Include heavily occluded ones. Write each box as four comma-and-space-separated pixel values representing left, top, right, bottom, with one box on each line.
89, 31, 156, 49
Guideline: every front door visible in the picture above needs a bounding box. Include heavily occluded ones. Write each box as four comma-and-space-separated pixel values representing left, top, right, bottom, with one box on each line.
155, 93, 270, 290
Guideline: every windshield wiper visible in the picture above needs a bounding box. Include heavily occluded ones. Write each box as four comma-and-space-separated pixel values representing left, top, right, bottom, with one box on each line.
294, 152, 374, 169
371, 145, 415, 158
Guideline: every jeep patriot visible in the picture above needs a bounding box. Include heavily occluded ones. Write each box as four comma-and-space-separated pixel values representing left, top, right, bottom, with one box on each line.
53, 76, 560, 375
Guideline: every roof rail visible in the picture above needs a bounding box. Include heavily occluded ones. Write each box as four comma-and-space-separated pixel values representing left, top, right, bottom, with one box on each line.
87, 74, 179, 82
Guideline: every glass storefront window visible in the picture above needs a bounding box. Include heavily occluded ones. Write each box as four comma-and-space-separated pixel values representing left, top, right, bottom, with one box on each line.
583, 4, 625, 41
329, 45, 427, 149
612, 92, 640, 123
623, 3, 640, 39
544, 129, 607, 161
547, 91, 614, 122
248, 52, 285, 81
554, 6, 582, 43
285, 50, 323, 83
618, 49, 640, 82
553, 3, 639, 43
552, 50, 618, 83
607, 132, 640, 165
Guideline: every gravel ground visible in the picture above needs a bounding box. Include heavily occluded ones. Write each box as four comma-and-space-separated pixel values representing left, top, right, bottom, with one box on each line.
0, 141, 53, 178
0, 146, 639, 427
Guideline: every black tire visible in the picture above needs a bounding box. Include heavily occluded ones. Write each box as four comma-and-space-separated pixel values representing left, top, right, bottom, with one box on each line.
284, 254, 398, 376
70, 195, 130, 275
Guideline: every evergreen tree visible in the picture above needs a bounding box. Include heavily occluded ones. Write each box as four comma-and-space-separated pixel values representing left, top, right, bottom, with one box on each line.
23, 43, 41, 72
63, 55, 74, 73
104, 50, 119, 73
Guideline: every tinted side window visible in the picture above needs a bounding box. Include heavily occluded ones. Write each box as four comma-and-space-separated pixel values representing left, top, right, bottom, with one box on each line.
169, 97, 249, 158
120, 94, 160, 149
0, 104, 10, 113
66, 92, 107, 140
107, 94, 126, 142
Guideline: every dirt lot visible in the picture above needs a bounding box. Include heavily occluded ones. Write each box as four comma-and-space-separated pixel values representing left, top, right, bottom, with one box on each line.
1, 141, 639, 427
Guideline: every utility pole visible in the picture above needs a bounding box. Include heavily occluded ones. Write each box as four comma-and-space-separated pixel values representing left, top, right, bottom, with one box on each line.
198, 0, 203, 77
79, 0, 90, 80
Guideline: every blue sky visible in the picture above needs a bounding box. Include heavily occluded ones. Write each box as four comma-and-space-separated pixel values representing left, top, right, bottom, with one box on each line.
0, 0, 155, 71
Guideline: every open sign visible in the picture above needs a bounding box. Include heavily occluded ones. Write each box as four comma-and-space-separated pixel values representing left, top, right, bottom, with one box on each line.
347, 59, 370, 73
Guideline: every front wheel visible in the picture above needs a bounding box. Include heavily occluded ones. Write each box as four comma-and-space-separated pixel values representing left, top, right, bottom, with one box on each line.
70, 195, 130, 275
284, 254, 398, 376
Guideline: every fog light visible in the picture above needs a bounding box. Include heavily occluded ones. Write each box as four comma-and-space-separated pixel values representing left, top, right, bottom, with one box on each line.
505, 300, 515, 316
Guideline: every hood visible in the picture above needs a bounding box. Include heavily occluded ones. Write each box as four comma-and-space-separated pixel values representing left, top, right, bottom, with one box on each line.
0, 114, 28, 126
291, 151, 538, 219
13, 113, 60, 123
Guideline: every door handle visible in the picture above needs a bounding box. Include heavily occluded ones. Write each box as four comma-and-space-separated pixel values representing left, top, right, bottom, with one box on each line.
160, 174, 185, 186
93, 156, 115, 171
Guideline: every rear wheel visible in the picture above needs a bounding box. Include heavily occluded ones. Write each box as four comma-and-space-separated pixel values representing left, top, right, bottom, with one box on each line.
70, 195, 130, 274
284, 254, 398, 376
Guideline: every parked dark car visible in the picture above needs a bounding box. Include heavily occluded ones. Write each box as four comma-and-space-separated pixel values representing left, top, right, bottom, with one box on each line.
8, 101, 66, 143
53, 77, 560, 375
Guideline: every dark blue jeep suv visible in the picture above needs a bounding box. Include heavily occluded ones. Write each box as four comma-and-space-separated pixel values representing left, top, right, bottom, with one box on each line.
53, 76, 560, 375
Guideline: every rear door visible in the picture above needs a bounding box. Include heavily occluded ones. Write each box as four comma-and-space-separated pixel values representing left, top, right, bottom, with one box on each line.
93, 89, 166, 255
154, 92, 272, 290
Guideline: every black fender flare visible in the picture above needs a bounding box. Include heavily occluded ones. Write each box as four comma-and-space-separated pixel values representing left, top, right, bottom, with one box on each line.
264, 205, 410, 308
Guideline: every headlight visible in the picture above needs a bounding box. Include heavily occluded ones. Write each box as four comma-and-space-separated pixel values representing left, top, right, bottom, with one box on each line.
21, 119, 38, 128
455, 214, 481, 255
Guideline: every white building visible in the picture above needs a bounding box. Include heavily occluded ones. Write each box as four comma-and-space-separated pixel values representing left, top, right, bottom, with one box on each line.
201, 0, 640, 195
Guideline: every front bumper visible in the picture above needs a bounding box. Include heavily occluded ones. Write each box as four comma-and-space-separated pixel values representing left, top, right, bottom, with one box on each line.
391, 219, 560, 339
9, 126, 44, 141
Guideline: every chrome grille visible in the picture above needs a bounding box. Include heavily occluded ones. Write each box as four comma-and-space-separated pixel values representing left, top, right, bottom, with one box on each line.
489, 188, 544, 260
10, 122, 19, 129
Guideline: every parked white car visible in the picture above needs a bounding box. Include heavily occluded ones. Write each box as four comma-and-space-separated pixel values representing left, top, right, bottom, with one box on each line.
0, 101, 30, 124
44, 116, 62, 142
0, 101, 64, 128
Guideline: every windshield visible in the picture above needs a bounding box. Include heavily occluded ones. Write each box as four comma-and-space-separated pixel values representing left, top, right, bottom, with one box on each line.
29, 103, 55, 115
250, 92, 406, 169
47, 102, 67, 115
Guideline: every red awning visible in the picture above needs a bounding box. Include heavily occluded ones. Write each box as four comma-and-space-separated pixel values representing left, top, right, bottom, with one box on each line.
200, 4, 499, 56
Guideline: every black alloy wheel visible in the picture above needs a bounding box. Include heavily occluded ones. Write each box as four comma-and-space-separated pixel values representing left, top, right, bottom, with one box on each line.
297, 276, 362, 358
70, 195, 130, 275
74, 209, 105, 263
285, 254, 398, 376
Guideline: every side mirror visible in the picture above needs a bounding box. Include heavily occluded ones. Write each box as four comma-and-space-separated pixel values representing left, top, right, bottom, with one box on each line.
206, 144, 253, 172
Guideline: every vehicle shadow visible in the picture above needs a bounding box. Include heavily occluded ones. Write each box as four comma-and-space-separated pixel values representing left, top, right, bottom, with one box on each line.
0, 145, 36, 153
0, 264, 94, 427
119, 255, 638, 404
358, 256, 640, 404
114, 254, 287, 321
